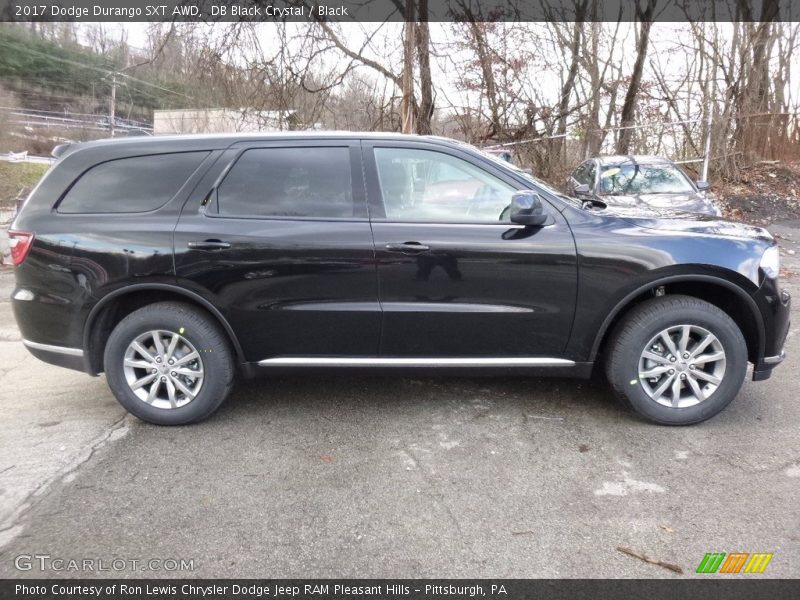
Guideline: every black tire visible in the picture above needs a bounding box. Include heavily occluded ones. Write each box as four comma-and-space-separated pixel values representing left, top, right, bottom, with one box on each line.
605, 295, 747, 425
104, 302, 235, 425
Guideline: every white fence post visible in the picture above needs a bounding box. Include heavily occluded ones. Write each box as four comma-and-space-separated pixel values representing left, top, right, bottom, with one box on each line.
701, 111, 712, 181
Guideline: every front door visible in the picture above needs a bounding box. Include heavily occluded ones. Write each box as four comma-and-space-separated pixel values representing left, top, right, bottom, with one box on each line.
363, 141, 577, 358
173, 141, 380, 362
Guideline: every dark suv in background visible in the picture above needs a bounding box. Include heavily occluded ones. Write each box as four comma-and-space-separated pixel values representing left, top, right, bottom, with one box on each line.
9, 133, 789, 425
566, 155, 721, 216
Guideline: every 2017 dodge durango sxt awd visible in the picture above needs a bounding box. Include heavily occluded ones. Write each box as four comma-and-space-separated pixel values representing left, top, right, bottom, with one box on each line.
9, 133, 789, 425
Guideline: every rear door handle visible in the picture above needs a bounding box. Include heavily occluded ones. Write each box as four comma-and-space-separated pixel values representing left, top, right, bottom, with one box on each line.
385, 242, 430, 254
188, 240, 231, 250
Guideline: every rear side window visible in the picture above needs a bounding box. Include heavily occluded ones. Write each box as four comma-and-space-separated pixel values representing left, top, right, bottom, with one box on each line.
214, 147, 356, 219
58, 152, 208, 214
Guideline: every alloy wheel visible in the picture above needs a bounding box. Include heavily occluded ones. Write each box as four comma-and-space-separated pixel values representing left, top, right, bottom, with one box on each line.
122, 330, 204, 410
638, 324, 727, 408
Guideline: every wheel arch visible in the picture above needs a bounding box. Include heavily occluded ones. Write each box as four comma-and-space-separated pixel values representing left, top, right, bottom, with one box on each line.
590, 274, 765, 366
83, 284, 245, 375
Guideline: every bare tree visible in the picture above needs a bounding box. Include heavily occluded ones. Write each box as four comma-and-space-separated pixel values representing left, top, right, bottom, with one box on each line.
616, 0, 657, 154
306, 2, 435, 134
414, 0, 434, 134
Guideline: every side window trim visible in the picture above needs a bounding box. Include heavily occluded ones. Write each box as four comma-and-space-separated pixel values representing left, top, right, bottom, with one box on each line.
203, 143, 368, 221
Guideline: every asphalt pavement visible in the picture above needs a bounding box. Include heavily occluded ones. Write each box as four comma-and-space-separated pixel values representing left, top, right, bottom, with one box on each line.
0, 226, 798, 579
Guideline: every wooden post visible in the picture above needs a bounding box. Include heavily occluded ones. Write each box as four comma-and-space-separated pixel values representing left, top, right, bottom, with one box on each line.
401, 1, 415, 134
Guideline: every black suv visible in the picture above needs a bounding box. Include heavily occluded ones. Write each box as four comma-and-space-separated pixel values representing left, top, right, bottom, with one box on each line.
9, 133, 789, 425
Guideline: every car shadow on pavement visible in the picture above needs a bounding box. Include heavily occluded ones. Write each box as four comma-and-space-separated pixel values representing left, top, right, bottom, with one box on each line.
210, 374, 621, 426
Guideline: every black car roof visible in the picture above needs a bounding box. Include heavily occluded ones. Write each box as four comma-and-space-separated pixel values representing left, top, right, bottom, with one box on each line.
52, 131, 465, 159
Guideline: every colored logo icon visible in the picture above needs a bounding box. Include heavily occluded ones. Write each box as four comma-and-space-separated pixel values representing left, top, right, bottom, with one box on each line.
696, 552, 773, 574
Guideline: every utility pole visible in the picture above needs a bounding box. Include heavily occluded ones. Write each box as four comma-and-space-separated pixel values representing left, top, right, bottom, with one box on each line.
109, 72, 117, 138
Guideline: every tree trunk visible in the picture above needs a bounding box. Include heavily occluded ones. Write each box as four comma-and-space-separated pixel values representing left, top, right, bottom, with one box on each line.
461, 16, 501, 140
616, 0, 656, 155
555, 4, 586, 162
401, 2, 416, 134
414, 0, 434, 135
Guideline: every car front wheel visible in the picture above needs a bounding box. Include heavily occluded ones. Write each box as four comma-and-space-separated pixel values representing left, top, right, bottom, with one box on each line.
606, 295, 748, 425
104, 302, 235, 425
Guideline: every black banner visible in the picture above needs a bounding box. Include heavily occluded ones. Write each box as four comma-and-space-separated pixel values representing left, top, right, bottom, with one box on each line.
2, 579, 800, 600
0, 0, 797, 23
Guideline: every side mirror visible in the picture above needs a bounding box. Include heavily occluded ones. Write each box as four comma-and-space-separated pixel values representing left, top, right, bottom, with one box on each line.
695, 180, 710, 192
574, 183, 592, 198
509, 191, 548, 226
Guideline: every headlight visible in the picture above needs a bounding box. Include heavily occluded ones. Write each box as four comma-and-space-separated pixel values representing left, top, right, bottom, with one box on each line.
760, 245, 780, 279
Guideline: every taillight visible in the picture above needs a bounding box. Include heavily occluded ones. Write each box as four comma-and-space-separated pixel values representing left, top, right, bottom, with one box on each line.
8, 231, 34, 266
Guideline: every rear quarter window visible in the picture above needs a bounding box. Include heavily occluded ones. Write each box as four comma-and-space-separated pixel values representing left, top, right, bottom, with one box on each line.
57, 151, 208, 214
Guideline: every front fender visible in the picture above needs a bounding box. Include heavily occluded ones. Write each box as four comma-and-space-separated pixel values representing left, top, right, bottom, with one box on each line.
574, 270, 764, 364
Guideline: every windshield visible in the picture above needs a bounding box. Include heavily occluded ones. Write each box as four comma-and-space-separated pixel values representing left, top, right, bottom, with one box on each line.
598, 163, 695, 195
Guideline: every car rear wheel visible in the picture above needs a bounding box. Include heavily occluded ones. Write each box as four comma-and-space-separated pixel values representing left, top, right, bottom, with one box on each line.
104, 302, 235, 425
605, 295, 747, 425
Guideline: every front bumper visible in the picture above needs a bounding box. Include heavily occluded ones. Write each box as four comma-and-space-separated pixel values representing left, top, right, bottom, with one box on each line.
753, 350, 786, 381
751, 284, 790, 381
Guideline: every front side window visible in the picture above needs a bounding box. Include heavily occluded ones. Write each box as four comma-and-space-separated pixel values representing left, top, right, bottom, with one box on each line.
58, 152, 208, 213
215, 147, 356, 218
585, 162, 596, 188
572, 163, 589, 185
374, 147, 516, 223
599, 163, 695, 195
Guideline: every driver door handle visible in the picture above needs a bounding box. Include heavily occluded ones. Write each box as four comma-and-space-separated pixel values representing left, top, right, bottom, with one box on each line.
385, 242, 430, 254
188, 240, 231, 250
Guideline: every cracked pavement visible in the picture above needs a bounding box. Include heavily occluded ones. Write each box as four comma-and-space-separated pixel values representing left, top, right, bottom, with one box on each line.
0, 223, 799, 578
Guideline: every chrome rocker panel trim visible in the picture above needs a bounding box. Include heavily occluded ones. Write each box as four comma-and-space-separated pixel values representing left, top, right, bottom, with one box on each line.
258, 356, 575, 368
22, 339, 84, 357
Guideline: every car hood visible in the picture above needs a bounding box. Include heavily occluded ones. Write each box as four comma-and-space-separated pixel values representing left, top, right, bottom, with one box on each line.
605, 206, 773, 242
601, 192, 718, 215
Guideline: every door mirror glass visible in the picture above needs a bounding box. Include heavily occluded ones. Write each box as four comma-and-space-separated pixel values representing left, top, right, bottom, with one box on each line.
509, 191, 548, 226
574, 183, 592, 197
695, 180, 710, 192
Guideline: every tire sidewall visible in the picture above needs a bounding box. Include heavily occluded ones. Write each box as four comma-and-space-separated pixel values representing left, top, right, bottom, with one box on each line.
613, 302, 747, 425
104, 305, 233, 425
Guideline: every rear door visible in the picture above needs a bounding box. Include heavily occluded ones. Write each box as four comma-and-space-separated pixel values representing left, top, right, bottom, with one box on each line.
363, 140, 578, 358
173, 140, 380, 362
